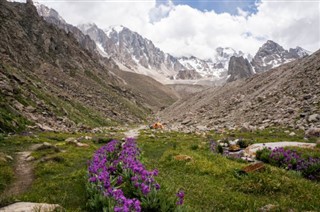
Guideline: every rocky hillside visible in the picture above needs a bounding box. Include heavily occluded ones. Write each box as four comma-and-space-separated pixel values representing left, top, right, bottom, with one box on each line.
160, 50, 320, 131
0, 0, 177, 133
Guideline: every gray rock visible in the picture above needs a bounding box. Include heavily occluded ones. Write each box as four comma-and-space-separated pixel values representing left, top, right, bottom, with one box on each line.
258, 204, 278, 212
305, 127, 320, 137
0, 202, 63, 212
289, 132, 296, 136
227, 56, 254, 82
308, 114, 320, 122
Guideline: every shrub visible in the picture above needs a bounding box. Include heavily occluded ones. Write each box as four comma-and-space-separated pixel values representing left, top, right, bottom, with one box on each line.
217, 145, 224, 154
190, 144, 199, 151
256, 147, 320, 181
237, 139, 251, 148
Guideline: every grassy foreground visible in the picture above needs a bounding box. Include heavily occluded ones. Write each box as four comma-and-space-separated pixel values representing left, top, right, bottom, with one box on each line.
138, 129, 320, 211
0, 128, 319, 211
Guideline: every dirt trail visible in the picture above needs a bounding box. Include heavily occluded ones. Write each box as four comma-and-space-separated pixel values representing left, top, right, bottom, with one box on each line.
2, 145, 36, 199
124, 125, 145, 138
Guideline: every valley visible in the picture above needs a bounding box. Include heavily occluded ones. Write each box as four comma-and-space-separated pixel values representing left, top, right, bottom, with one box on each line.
0, 0, 319, 211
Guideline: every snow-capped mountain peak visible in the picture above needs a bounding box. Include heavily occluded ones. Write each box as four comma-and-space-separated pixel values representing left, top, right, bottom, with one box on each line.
251, 40, 309, 73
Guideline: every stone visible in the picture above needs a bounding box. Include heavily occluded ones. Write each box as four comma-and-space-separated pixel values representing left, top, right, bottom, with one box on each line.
242, 162, 265, 173
65, 137, 77, 142
305, 127, 320, 138
174, 155, 192, 161
32, 142, 59, 151
0, 202, 63, 212
14, 101, 24, 111
289, 132, 296, 136
36, 123, 54, 131
25, 105, 36, 112
241, 156, 255, 162
245, 142, 317, 158
258, 204, 278, 212
308, 114, 320, 122
84, 136, 92, 140
26, 156, 35, 162
75, 142, 89, 147
181, 119, 191, 125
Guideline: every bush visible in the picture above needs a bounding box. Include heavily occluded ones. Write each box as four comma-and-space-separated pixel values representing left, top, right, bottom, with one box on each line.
190, 144, 199, 150
237, 139, 252, 148
217, 145, 224, 154
256, 147, 320, 181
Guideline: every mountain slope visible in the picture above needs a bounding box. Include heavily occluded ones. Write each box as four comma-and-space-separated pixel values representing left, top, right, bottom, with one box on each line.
0, 0, 175, 132
160, 49, 320, 131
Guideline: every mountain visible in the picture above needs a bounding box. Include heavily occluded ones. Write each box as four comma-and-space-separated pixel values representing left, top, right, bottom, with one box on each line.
227, 56, 254, 83
177, 47, 251, 82
34, 3, 310, 85
0, 0, 178, 133
34, 2, 97, 54
160, 49, 320, 131
78, 24, 186, 83
251, 40, 309, 73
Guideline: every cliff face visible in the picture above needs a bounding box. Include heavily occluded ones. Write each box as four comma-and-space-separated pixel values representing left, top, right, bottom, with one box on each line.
227, 56, 254, 83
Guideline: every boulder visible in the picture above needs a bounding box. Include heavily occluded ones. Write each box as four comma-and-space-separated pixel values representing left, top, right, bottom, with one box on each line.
258, 204, 278, 212
65, 137, 77, 143
308, 114, 320, 122
0, 202, 63, 212
289, 132, 296, 136
32, 142, 59, 152
305, 127, 320, 138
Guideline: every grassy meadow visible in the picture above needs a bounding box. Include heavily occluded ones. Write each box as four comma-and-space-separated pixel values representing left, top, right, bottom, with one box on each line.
0, 128, 319, 211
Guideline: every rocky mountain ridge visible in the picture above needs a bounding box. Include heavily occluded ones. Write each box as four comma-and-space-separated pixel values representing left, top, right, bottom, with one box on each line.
33, 2, 310, 85
78, 23, 186, 83
0, 0, 178, 133
160, 50, 320, 132
251, 40, 309, 73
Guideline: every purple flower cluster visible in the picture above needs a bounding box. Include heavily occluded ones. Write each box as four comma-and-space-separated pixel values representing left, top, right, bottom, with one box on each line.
264, 147, 320, 180
88, 138, 162, 211
176, 190, 185, 205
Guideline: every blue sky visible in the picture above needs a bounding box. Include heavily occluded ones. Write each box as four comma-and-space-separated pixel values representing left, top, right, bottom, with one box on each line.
158, 0, 260, 15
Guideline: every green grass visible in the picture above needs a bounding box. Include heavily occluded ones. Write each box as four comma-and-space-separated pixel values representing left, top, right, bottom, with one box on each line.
0, 95, 32, 133
137, 130, 320, 211
1, 129, 319, 211
0, 131, 125, 210
206, 127, 316, 144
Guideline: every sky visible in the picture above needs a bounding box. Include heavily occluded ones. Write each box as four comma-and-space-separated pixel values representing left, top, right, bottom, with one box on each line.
35, 0, 320, 59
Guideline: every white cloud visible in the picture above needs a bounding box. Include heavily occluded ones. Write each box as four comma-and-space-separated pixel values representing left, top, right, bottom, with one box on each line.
38, 0, 320, 59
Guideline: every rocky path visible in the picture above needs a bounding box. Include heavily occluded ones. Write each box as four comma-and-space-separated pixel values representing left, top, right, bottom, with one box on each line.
2, 145, 36, 199
124, 125, 145, 138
